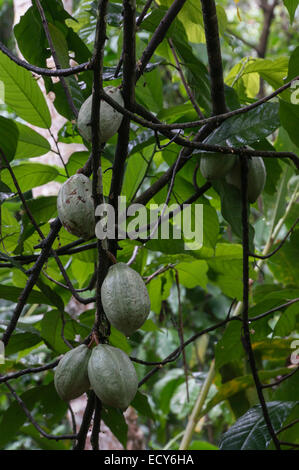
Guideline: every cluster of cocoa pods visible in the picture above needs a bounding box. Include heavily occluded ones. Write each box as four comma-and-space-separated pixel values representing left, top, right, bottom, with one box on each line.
57, 86, 124, 241
200, 150, 267, 203
54, 263, 151, 410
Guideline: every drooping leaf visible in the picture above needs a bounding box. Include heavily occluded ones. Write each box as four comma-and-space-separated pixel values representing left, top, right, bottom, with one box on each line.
0, 51, 51, 128
219, 401, 298, 450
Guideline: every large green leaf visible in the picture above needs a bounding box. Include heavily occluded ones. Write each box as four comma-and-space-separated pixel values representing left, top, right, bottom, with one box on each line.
1, 163, 59, 192
0, 51, 51, 128
101, 406, 128, 448
204, 103, 280, 147
14, 122, 51, 159
40, 310, 89, 354
0, 284, 57, 306
279, 99, 299, 148
219, 401, 298, 450
0, 116, 19, 161
283, 0, 299, 23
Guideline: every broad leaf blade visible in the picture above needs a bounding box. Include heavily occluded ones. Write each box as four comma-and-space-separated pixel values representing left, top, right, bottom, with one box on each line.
219, 401, 298, 450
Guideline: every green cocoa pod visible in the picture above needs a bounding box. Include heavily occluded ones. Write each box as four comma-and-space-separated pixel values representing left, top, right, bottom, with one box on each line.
54, 344, 91, 401
77, 86, 124, 142
101, 262, 151, 337
200, 152, 236, 180
57, 174, 95, 240
88, 344, 138, 410
225, 157, 266, 203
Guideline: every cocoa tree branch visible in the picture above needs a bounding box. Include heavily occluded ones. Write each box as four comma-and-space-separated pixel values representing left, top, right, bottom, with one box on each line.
0, 40, 91, 76
100, 76, 299, 132
109, 0, 137, 256
239, 155, 280, 450
4, 382, 77, 440
249, 218, 299, 260
73, 391, 96, 450
0, 360, 59, 384
200, 0, 227, 114
34, 0, 78, 118
136, 0, 187, 80
1, 218, 61, 346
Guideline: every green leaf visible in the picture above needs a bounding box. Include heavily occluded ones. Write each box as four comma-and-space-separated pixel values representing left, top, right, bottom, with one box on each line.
5, 332, 41, 356
283, 0, 299, 23
176, 260, 208, 289
0, 51, 51, 128
14, 122, 51, 159
204, 103, 280, 147
1, 163, 59, 192
279, 99, 299, 148
131, 391, 155, 420
122, 153, 148, 202
40, 310, 88, 353
24, 196, 57, 224
268, 230, 299, 286
219, 401, 298, 450
0, 284, 57, 306
213, 180, 255, 251
101, 406, 128, 448
14, 6, 47, 66
0, 116, 19, 161
0, 387, 39, 447
273, 303, 298, 338
215, 321, 243, 370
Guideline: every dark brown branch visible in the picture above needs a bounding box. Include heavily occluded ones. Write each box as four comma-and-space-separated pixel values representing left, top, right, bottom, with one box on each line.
90, 397, 102, 450
102, 75, 298, 131
0, 40, 91, 76
239, 155, 280, 450
35, 0, 78, 118
175, 269, 189, 400
88, 0, 111, 343
168, 38, 204, 118
257, 0, 279, 96
136, 0, 187, 80
4, 382, 77, 440
249, 218, 299, 260
258, 0, 278, 58
261, 366, 299, 390
1, 218, 61, 346
250, 298, 299, 322
99, 90, 299, 171
51, 252, 96, 304
226, 28, 259, 53
279, 441, 299, 449
0, 359, 59, 383
73, 392, 96, 450
276, 417, 299, 435
200, 0, 227, 114
109, 0, 136, 256
114, 0, 154, 78
137, 316, 242, 383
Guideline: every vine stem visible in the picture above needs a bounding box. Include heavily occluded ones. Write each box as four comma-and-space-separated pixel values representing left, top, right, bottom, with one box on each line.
233, 179, 299, 318
179, 360, 215, 450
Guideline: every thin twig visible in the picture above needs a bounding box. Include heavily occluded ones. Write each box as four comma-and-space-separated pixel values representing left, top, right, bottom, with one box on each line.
5, 382, 77, 440
239, 155, 280, 450
35, 0, 78, 118
0, 40, 91, 76
0, 360, 59, 384
168, 38, 204, 118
